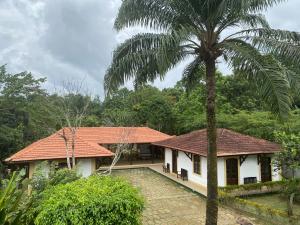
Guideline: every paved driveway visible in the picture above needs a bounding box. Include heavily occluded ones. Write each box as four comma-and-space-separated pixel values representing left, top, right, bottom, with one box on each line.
113, 168, 264, 225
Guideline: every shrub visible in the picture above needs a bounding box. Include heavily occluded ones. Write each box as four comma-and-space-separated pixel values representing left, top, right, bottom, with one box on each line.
26, 163, 81, 224
219, 180, 285, 193
0, 170, 33, 225
48, 168, 80, 186
35, 175, 144, 225
30, 162, 81, 193
219, 190, 299, 224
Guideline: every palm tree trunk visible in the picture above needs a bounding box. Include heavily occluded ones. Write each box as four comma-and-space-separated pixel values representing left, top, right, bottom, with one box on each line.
205, 58, 218, 225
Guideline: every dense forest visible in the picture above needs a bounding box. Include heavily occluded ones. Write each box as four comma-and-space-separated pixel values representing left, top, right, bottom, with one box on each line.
1, 65, 300, 162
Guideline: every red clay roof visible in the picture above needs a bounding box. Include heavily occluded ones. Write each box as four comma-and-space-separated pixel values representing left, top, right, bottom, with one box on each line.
74, 127, 171, 144
6, 127, 170, 163
152, 128, 281, 157
6, 133, 114, 162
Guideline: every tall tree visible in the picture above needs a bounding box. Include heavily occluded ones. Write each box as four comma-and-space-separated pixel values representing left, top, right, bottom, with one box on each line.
104, 1, 300, 224
0, 65, 57, 161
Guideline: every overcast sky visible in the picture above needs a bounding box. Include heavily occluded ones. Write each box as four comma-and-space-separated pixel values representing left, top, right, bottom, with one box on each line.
0, 0, 299, 97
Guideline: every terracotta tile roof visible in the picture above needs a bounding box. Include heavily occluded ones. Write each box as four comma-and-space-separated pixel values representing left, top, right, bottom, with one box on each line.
6, 132, 114, 163
74, 127, 171, 144
6, 127, 170, 163
152, 128, 281, 157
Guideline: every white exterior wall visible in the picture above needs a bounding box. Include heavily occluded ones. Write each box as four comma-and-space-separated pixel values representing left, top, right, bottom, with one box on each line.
29, 158, 95, 178
164, 148, 281, 187
77, 158, 94, 177
29, 161, 50, 178
217, 158, 225, 187
165, 148, 172, 169
239, 155, 260, 184
177, 151, 207, 186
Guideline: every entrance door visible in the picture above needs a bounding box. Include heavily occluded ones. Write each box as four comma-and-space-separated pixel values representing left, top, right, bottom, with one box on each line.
261, 156, 272, 182
226, 158, 239, 185
172, 150, 177, 173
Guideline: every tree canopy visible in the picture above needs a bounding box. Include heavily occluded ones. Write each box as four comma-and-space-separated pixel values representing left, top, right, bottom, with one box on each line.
1, 65, 300, 161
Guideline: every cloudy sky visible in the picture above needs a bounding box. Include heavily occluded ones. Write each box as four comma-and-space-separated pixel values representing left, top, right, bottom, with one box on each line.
0, 0, 299, 97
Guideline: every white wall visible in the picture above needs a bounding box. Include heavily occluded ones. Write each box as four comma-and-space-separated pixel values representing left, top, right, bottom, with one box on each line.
77, 158, 93, 177
164, 148, 281, 187
29, 161, 50, 178
239, 155, 260, 184
177, 151, 208, 186
217, 158, 225, 187
29, 158, 95, 178
165, 148, 172, 170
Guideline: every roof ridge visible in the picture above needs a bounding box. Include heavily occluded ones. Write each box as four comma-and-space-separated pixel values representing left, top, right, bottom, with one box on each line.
152, 128, 280, 157
222, 128, 276, 144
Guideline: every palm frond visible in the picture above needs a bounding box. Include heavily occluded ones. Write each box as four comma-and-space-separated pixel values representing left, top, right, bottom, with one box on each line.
114, 0, 204, 32
181, 57, 205, 91
223, 39, 292, 119
223, 28, 300, 63
217, 13, 270, 34
227, 28, 300, 43
251, 36, 300, 64
278, 58, 300, 97
209, 0, 285, 19
104, 32, 190, 95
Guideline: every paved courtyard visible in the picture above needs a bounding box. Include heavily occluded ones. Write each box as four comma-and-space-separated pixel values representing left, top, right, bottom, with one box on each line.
113, 168, 265, 225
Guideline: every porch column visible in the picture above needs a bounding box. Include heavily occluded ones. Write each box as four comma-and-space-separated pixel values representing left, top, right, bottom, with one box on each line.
151, 145, 154, 164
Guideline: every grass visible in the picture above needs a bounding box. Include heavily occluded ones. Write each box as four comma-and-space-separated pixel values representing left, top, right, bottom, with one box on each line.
243, 193, 300, 216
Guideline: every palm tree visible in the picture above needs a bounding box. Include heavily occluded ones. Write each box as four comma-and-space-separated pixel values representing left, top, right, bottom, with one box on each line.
104, 1, 300, 224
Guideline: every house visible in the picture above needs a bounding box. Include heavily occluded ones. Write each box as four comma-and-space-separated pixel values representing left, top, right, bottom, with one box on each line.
152, 128, 281, 187
5, 127, 170, 178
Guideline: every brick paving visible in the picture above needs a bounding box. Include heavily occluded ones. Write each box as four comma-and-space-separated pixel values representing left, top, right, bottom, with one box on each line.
113, 168, 265, 225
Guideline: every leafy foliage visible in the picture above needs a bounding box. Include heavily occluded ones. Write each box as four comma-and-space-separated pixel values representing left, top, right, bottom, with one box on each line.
105, 0, 300, 120
273, 131, 300, 178
30, 162, 81, 194
0, 66, 58, 161
34, 176, 144, 225
273, 131, 300, 216
0, 170, 32, 225
2, 65, 300, 163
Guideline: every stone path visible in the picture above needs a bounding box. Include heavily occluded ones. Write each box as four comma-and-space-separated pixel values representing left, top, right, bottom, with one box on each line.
113, 168, 265, 225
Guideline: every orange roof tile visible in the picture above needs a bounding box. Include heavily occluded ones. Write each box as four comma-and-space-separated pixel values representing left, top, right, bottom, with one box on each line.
74, 127, 171, 144
6, 132, 114, 163
153, 128, 281, 157
6, 127, 170, 163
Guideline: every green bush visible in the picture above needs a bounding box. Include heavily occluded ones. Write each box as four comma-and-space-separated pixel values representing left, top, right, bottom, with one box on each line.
48, 168, 80, 186
0, 170, 33, 225
219, 180, 285, 193
30, 162, 81, 193
26, 164, 81, 224
219, 190, 300, 224
35, 175, 144, 225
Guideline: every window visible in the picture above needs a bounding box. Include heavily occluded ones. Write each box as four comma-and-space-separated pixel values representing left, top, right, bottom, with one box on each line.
193, 155, 201, 175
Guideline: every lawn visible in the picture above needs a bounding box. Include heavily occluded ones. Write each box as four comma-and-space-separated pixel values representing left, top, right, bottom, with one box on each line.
244, 193, 300, 216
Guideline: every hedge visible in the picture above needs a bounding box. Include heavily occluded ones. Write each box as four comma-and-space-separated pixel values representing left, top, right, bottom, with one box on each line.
219, 191, 299, 225
219, 180, 284, 193
35, 175, 144, 225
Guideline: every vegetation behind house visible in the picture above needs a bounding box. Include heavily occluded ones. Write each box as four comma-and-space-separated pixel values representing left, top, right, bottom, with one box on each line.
1, 65, 300, 163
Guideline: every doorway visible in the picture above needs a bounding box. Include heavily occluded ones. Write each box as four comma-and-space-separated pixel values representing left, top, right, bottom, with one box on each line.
226, 158, 239, 185
172, 150, 177, 173
261, 156, 272, 182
